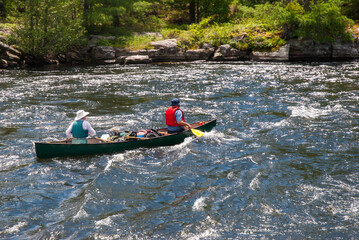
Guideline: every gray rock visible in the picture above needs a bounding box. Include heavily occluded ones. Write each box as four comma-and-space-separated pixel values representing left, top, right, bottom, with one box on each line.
147, 47, 186, 62
151, 39, 178, 51
65, 47, 89, 63
185, 48, 214, 61
213, 44, 232, 60
332, 42, 359, 60
66, 50, 83, 62
202, 43, 213, 50
115, 48, 130, 58
252, 44, 289, 61
0, 58, 8, 68
116, 56, 127, 64
101, 59, 117, 64
91, 46, 116, 63
213, 44, 250, 61
124, 55, 151, 64
288, 39, 331, 60
127, 50, 149, 56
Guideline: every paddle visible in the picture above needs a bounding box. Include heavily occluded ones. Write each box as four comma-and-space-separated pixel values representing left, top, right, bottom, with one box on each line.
191, 128, 204, 137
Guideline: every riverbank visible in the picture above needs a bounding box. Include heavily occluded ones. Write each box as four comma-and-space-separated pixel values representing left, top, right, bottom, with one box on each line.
1, 35, 359, 69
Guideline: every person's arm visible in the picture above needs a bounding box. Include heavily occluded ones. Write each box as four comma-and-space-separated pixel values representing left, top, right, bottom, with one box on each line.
83, 121, 97, 136
66, 123, 73, 138
177, 120, 191, 129
175, 111, 191, 129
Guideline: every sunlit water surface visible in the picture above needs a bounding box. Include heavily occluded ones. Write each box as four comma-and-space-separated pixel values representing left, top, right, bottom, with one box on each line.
1, 61, 359, 239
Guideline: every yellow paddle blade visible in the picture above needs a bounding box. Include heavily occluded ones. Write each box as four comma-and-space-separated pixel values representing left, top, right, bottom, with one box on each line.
191, 129, 204, 137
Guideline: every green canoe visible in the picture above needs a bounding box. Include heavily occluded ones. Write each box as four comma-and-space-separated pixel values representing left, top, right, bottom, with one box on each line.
35, 119, 216, 159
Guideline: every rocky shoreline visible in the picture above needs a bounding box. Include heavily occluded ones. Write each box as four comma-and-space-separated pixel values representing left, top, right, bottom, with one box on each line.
1, 35, 359, 69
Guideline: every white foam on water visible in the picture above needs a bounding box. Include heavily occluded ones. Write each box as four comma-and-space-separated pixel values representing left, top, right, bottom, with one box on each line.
261, 203, 282, 215
298, 184, 326, 205
95, 216, 114, 227
73, 208, 89, 220
249, 172, 261, 191
168, 137, 195, 151
104, 159, 114, 172
202, 129, 241, 142
0, 155, 29, 173
289, 104, 349, 119
289, 105, 330, 119
186, 228, 220, 240
1, 222, 27, 235
28, 166, 52, 176
180, 216, 221, 240
193, 196, 207, 211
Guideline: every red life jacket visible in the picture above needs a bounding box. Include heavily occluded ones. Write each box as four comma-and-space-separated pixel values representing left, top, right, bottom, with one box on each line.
166, 106, 185, 126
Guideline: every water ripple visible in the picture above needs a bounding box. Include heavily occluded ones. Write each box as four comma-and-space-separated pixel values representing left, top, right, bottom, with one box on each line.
1, 61, 359, 239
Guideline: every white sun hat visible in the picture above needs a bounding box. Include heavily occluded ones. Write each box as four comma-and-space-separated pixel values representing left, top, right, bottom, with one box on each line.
75, 110, 89, 121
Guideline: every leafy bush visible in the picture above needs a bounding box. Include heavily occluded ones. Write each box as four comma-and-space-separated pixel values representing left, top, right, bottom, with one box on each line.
230, 0, 354, 43
341, 0, 359, 20
167, 16, 285, 51
295, 0, 354, 42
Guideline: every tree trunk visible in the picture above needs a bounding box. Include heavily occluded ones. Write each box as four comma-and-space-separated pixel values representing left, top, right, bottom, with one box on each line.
189, 0, 195, 23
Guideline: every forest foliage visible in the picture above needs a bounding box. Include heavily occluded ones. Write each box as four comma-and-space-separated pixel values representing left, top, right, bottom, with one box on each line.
0, 0, 358, 56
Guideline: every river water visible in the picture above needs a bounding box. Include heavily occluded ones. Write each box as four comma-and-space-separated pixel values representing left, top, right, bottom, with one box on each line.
1, 61, 359, 239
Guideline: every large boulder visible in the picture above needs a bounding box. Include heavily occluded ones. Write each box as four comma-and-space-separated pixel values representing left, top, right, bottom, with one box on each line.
185, 48, 214, 61
213, 44, 231, 60
65, 49, 83, 63
332, 42, 359, 60
213, 44, 250, 61
252, 44, 290, 61
64, 46, 90, 64
148, 39, 186, 62
151, 39, 178, 51
91, 46, 116, 64
288, 39, 331, 61
115, 48, 152, 64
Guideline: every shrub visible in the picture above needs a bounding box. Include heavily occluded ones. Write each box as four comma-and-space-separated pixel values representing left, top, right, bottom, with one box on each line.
295, 0, 354, 42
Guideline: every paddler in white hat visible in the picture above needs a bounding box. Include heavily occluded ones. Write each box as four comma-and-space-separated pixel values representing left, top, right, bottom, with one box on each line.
66, 110, 96, 144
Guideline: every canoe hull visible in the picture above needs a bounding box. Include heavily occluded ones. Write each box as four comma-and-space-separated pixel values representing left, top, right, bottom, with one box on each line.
35, 119, 216, 159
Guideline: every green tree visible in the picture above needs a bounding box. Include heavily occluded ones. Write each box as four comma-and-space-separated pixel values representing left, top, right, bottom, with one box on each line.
0, 0, 6, 19
296, 0, 354, 42
0, 0, 19, 20
83, 0, 130, 34
341, 0, 359, 20
15, 0, 85, 57
169, 0, 231, 24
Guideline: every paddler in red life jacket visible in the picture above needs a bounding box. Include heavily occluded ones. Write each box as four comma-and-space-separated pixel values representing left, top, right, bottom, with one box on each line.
66, 110, 96, 144
165, 98, 192, 134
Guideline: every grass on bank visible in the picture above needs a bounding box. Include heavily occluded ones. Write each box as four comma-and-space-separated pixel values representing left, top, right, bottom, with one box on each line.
96, 20, 286, 51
